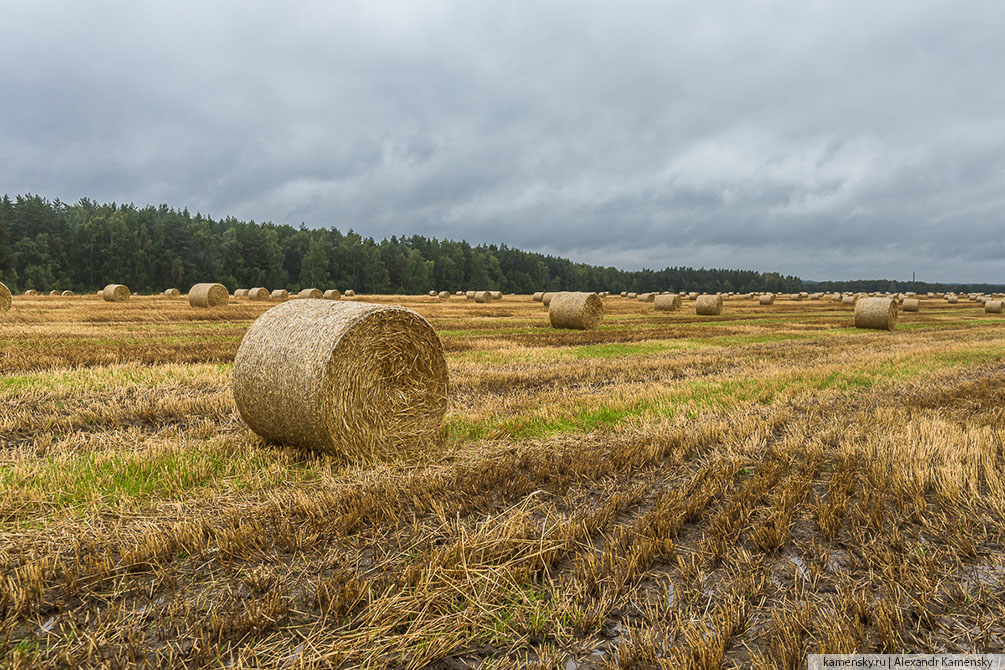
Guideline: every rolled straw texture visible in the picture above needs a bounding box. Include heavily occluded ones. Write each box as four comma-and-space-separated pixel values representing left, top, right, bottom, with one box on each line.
548, 292, 603, 330
249, 287, 270, 300
299, 288, 323, 299
164, 288, 180, 297
323, 289, 342, 300
653, 294, 681, 311
0, 281, 10, 312
902, 298, 920, 312
855, 297, 897, 330
232, 300, 448, 460
189, 283, 229, 308
695, 294, 723, 315
759, 294, 775, 305
102, 284, 130, 302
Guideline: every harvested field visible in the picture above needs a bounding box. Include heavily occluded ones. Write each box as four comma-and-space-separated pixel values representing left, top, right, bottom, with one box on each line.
2, 293, 1004, 668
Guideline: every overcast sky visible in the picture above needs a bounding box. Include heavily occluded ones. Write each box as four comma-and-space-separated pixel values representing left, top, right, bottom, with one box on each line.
2, 1, 1004, 282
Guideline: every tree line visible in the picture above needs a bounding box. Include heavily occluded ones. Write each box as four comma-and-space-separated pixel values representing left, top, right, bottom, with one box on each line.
1, 194, 1001, 295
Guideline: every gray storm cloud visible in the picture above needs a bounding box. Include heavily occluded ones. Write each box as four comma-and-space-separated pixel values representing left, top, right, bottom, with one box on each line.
2, 0, 1004, 282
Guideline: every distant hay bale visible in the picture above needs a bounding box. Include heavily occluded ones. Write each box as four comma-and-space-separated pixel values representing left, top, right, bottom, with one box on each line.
345, 290, 356, 297
985, 301, 1004, 314
24, 289, 37, 296
855, 297, 897, 331
791, 293, 804, 301
61, 290, 73, 296
489, 290, 502, 300
946, 295, 958, 304
271, 289, 290, 301
324, 289, 342, 300
759, 294, 776, 305
248, 287, 270, 301
542, 292, 557, 306
465, 291, 476, 300
0, 281, 10, 312
49, 290, 59, 296
235, 289, 250, 298
842, 295, 856, 305
438, 291, 450, 299
695, 294, 723, 315
902, 298, 920, 312
102, 284, 131, 302
189, 282, 229, 308
429, 290, 438, 297
687, 292, 698, 300
638, 292, 656, 303
164, 288, 180, 297
474, 291, 490, 303
626, 292, 638, 299
549, 292, 603, 330
620, 291, 628, 297
831, 293, 843, 302
455, 290, 464, 296
299, 288, 323, 299
533, 292, 544, 302
653, 294, 682, 311
232, 299, 448, 460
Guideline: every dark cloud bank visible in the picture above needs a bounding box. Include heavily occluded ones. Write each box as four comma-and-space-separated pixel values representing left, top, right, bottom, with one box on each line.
3, 1, 1004, 282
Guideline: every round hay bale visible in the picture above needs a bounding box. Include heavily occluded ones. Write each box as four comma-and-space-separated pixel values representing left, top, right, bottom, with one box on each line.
985, 301, 1003, 314
946, 295, 958, 304
235, 289, 250, 298
855, 297, 897, 330
271, 289, 290, 301
638, 292, 656, 303
455, 290, 464, 296
247, 287, 269, 301
189, 282, 229, 308
695, 294, 723, 315
61, 290, 73, 296
902, 298, 920, 312
549, 292, 603, 330
474, 291, 490, 303
619, 291, 628, 297
532, 292, 544, 302
102, 284, 131, 302
0, 281, 10, 312
232, 299, 448, 460
299, 288, 323, 299
465, 291, 476, 300
324, 289, 342, 300
626, 292, 638, 299
428, 290, 438, 297
164, 288, 181, 297
489, 291, 502, 301
344, 289, 356, 297
24, 289, 37, 296
48, 290, 59, 296
653, 294, 682, 311
542, 292, 557, 306
759, 294, 775, 305
438, 291, 450, 300
841, 295, 856, 305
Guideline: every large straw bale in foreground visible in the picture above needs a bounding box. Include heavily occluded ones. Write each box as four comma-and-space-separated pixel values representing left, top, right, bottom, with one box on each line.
986, 301, 1004, 314
189, 283, 229, 308
549, 292, 603, 330
695, 294, 723, 315
232, 300, 448, 460
855, 297, 897, 330
299, 288, 323, 299
759, 294, 775, 305
0, 281, 10, 312
653, 294, 682, 311
902, 298, 920, 312
102, 284, 130, 302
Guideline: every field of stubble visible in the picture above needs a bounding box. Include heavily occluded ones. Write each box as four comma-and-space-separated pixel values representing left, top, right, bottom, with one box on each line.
2, 293, 1004, 669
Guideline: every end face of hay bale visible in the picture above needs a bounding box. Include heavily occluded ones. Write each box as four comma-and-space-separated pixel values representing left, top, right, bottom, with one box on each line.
232, 300, 448, 461
548, 292, 603, 330
695, 294, 723, 315
61, 290, 74, 296
855, 297, 897, 330
0, 281, 11, 312
653, 294, 681, 311
902, 298, 920, 312
299, 288, 323, 299
49, 290, 59, 296
189, 283, 229, 308
428, 290, 438, 297
985, 300, 1004, 314
759, 294, 775, 305
323, 289, 342, 300
102, 284, 131, 302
